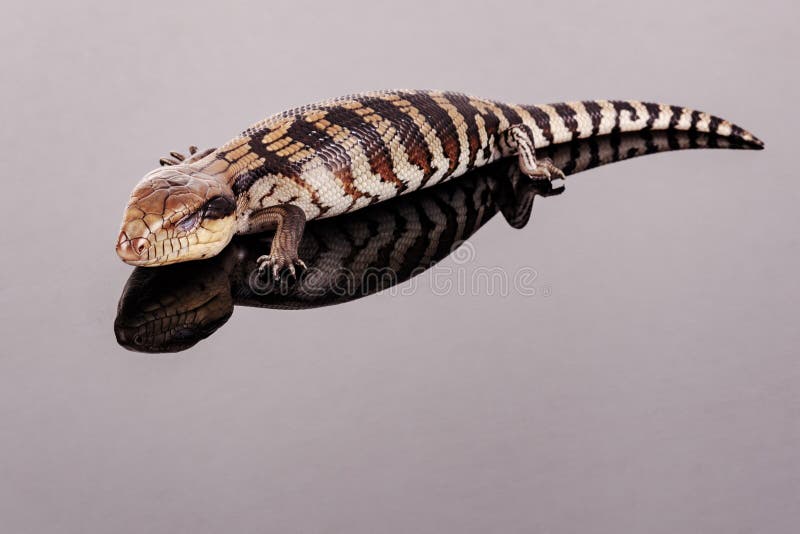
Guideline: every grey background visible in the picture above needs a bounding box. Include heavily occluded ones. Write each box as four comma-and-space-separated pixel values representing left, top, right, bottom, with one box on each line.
1, 0, 798, 532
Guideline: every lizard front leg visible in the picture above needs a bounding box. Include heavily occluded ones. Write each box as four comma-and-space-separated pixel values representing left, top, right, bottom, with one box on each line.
244, 204, 307, 279
505, 124, 566, 181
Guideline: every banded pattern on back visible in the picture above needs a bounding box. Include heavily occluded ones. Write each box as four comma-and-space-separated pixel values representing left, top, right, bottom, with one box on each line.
190, 90, 761, 223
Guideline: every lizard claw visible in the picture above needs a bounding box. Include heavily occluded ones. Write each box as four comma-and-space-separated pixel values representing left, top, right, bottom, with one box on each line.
257, 254, 306, 280
159, 146, 217, 166
527, 157, 566, 181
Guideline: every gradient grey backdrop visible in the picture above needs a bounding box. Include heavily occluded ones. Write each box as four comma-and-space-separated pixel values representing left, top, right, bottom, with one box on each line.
1, 1, 798, 532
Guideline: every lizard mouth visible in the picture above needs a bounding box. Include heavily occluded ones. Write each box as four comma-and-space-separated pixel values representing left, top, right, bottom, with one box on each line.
116, 225, 235, 267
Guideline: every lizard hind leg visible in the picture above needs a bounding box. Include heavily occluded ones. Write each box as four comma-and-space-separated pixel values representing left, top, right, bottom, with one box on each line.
506, 124, 566, 181
489, 163, 565, 229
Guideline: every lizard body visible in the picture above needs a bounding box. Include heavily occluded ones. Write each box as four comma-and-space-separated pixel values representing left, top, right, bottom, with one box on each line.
116, 90, 763, 272
115, 130, 758, 352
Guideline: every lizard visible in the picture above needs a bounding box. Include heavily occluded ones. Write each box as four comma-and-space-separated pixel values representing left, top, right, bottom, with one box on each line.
114, 129, 759, 353
115, 90, 763, 277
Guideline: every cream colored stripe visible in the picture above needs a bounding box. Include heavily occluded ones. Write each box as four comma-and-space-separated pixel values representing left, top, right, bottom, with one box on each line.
651, 104, 672, 129
471, 99, 510, 160
597, 100, 617, 136
430, 92, 471, 180
473, 99, 510, 130
676, 108, 693, 130
359, 106, 426, 191
695, 112, 711, 133
312, 118, 398, 206
386, 95, 450, 184
616, 101, 648, 132
627, 101, 650, 131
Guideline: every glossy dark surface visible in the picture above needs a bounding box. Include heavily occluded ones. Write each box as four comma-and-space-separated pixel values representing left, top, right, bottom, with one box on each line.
2, 2, 798, 533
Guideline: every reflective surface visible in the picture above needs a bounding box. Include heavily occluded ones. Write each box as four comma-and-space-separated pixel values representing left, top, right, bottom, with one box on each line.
2, 2, 798, 533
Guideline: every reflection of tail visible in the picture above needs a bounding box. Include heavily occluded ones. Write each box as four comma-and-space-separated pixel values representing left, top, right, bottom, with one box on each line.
519, 100, 763, 149
539, 130, 761, 178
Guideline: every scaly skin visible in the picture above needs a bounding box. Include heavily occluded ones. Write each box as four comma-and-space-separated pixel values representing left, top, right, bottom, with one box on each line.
116, 90, 763, 272
115, 129, 759, 353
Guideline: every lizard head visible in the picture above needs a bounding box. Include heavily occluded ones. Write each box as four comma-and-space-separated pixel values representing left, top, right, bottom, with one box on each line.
116, 166, 237, 266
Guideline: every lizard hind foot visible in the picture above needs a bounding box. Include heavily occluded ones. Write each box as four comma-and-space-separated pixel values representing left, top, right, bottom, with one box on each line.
522, 157, 566, 181
506, 124, 566, 182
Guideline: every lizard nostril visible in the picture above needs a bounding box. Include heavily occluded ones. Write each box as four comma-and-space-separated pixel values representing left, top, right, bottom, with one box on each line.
132, 238, 149, 256
117, 236, 150, 261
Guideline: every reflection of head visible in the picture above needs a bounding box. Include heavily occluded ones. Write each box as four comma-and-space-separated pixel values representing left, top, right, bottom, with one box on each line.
114, 253, 235, 353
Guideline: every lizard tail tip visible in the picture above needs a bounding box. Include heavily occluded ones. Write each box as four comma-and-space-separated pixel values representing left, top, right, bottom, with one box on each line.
741, 131, 765, 150
733, 126, 765, 150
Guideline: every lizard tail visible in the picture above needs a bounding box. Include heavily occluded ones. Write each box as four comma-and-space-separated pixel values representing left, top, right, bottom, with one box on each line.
520, 100, 764, 149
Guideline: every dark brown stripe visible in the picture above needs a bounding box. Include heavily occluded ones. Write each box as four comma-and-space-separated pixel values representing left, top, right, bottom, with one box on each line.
322, 106, 406, 192
522, 105, 554, 144
642, 102, 662, 129
231, 116, 341, 199
581, 101, 603, 136
610, 101, 638, 132
689, 110, 701, 131
708, 115, 722, 135
365, 96, 434, 176
256, 182, 278, 206
668, 105, 684, 130
494, 101, 523, 126
442, 93, 482, 169
480, 107, 503, 161
334, 166, 363, 212
688, 110, 702, 144
401, 92, 461, 179
552, 103, 579, 140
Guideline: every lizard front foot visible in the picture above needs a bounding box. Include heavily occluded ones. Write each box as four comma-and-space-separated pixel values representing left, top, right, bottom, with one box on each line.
257, 254, 307, 280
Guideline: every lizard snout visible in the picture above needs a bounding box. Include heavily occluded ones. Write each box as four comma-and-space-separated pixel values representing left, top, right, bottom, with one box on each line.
117, 233, 150, 263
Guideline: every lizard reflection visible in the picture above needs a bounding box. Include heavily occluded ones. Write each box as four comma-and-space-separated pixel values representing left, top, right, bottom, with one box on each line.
115, 131, 757, 353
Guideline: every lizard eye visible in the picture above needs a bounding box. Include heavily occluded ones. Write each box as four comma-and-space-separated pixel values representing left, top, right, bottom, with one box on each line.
176, 211, 201, 232
203, 195, 236, 219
